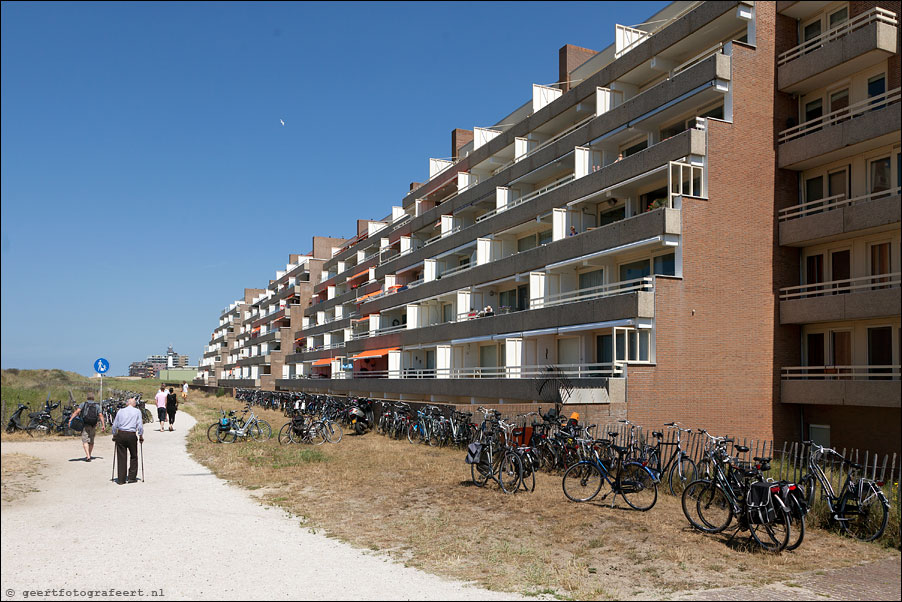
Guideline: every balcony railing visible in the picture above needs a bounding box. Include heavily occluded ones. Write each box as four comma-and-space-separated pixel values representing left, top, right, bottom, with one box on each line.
492, 115, 595, 176
534, 276, 654, 309
778, 87, 901, 144
777, 7, 898, 66
779, 272, 900, 300
779, 187, 901, 222
339, 362, 623, 379
437, 262, 474, 279
476, 173, 575, 223
782, 365, 900, 380
424, 225, 463, 247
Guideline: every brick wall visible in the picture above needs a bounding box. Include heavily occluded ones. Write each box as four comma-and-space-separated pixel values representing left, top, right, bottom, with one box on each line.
451, 128, 474, 160
558, 44, 599, 92
625, 3, 797, 444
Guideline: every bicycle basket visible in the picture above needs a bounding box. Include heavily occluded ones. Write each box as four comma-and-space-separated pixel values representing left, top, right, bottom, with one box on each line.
747, 481, 776, 524
465, 442, 484, 465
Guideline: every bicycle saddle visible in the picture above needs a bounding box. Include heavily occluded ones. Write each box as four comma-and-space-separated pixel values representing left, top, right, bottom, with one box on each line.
845, 460, 863, 469
607, 432, 619, 439
753, 456, 770, 463
652, 431, 663, 439
735, 445, 750, 453
610, 444, 628, 455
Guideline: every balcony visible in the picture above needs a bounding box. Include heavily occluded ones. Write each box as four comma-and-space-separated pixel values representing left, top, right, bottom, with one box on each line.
782, 365, 901, 408
779, 188, 901, 246
778, 8, 898, 94
276, 370, 625, 405
778, 87, 901, 170
779, 273, 901, 324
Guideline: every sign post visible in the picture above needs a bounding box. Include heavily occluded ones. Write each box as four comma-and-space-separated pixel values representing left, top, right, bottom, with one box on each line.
94, 358, 110, 402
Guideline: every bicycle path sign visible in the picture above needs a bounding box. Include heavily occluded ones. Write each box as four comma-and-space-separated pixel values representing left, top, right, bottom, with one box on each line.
94, 358, 109, 374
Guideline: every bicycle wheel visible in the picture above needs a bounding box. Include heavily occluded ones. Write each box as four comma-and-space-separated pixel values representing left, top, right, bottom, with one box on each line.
668, 456, 698, 496
683, 480, 732, 533
323, 420, 343, 443
256, 420, 273, 440
839, 484, 889, 542
798, 474, 817, 509
620, 463, 658, 511
217, 425, 236, 443
471, 457, 491, 488
278, 423, 294, 445
562, 462, 603, 503
748, 505, 791, 552
785, 494, 806, 551
520, 451, 537, 493
245, 424, 264, 441
207, 423, 220, 443
309, 424, 327, 446
499, 452, 523, 494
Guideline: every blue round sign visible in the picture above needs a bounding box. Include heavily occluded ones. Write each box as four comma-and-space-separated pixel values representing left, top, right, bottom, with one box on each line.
94, 358, 110, 374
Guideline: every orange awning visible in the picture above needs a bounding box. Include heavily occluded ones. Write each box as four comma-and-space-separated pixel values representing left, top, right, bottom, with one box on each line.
311, 358, 333, 367
352, 315, 372, 323
349, 347, 398, 360
357, 290, 381, 301
348, 269, 369, 280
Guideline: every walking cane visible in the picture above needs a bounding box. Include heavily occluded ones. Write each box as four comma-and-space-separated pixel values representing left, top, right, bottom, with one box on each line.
111, 435, 117, 483
140, 438, 145, 483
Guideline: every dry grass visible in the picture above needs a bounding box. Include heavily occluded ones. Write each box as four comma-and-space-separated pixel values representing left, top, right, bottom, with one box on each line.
184, 393, 899, 600
1, 453, 46, 504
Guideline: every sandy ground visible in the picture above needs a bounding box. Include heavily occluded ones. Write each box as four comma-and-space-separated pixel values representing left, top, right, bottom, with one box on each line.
0, 412, 521, 601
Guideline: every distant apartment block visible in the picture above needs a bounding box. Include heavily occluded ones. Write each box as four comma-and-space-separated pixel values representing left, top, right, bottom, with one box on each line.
197, 1, 900, 454
130, 345, 191, 378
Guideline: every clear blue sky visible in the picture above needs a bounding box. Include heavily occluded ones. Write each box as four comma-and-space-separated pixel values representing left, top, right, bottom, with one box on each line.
1, 1, 667, 376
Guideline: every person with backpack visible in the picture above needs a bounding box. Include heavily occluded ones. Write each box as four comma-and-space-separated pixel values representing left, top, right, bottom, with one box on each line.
68, 392, 106, 462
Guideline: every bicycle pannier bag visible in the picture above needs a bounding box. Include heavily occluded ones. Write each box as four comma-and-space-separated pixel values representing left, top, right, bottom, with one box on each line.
70, 416, 84, 432
465, 442, 484, 465
82, 402, 100, 427
747, 481, 776, 524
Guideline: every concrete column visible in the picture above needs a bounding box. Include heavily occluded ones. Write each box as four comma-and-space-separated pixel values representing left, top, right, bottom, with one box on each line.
436, 345, 451, 379
505, 338, 523, 378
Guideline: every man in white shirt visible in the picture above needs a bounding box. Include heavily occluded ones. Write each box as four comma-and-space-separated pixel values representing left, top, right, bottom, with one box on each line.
182, 381, 189, 401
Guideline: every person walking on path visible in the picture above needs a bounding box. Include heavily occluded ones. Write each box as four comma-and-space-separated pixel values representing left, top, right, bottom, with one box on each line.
154, 385, 168, 432
166, 387, 178, 432
181, 381, 189, 402
68, 392, 106, 462
111, 397, 144, 484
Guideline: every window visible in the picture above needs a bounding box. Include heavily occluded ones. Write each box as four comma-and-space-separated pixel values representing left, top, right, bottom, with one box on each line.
442, 303, 453, 323
622, 138, 647, 158
805, 254, 824, 285
498, 289, 517, 312
804, 98, 823, 123
803, 19, 822, 43
869, 242, 891, 286
805, 175, 824, 203
653, 253, 675, 276
868, 74, 886, 110
640, 186, 668, 213
517, 234, 537, 253
578, 269, 604, 291
828, 7, 848, 28
827, 168, 847, 200
829, 89, 849, 120
869, 157, 891, 195
599, 205, 626, 226
620, 259, 650, 282
867, 326, 893, 379
538, 229, 553, 246
628, 330, 650, 362
806, 333, 825, 366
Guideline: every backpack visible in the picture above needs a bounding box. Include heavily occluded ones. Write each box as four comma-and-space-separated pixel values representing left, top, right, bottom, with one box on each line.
82, 402, 100, 426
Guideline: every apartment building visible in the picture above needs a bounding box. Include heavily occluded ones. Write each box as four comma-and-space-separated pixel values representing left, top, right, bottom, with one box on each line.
775, 1, 900, 453
196, 237, 347, 388
198, 1, 898, 453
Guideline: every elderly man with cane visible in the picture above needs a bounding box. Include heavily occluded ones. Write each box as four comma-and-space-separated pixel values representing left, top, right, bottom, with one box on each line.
111, 397, 144, 485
